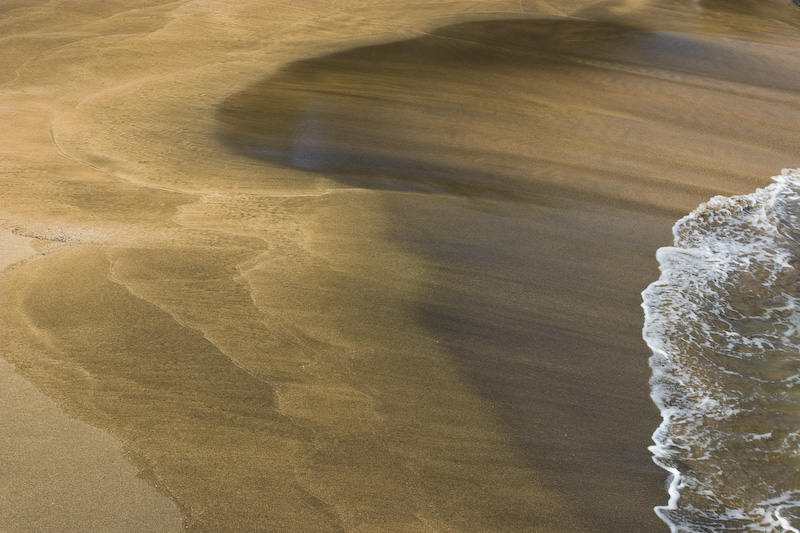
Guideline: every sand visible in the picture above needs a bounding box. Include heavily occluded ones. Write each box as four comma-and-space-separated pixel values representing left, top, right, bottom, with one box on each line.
2, 0, 800, 531
0, 229, 184, 532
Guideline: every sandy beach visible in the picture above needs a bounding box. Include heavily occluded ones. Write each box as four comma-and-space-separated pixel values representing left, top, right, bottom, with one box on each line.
3, 0, 800, 531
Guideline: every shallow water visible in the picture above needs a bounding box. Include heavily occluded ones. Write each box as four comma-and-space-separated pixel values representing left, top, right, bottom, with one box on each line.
644, 170, 800, 532
217, 5, 800, 530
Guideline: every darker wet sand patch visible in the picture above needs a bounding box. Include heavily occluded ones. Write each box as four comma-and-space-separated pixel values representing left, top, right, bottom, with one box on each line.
217, 16, 800, 212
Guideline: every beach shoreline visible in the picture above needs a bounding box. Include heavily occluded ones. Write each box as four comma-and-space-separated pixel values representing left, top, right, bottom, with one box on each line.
2, 0, 800, 531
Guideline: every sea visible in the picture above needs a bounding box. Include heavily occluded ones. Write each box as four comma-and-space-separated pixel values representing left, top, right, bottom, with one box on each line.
643, 169, 800, 532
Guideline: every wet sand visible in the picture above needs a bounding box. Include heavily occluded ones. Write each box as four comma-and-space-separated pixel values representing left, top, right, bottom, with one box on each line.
3, 0, 800, 531
0, 229, 184, 532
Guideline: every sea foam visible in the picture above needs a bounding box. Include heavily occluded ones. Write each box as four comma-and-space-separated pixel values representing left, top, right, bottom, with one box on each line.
643, 169, 800, 532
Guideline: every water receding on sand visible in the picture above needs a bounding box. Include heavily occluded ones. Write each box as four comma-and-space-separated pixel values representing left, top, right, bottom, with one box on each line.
4, 0, 800, 531
217, 6, 800, 530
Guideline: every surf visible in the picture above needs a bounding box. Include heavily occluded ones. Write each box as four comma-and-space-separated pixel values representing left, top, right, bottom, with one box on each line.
643, 169, 800, 531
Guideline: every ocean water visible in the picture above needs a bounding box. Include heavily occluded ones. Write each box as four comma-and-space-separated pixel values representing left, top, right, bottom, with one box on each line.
643, 169, 800, 532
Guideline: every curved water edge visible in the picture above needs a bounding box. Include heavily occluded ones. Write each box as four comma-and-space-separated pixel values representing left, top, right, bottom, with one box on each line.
643, 169, 800, 531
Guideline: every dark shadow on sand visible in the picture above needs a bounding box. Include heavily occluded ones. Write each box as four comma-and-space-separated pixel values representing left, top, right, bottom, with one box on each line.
214, 13, 800, 530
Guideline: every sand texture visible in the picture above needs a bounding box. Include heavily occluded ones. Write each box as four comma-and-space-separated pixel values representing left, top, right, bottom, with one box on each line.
2, 0, 800, 531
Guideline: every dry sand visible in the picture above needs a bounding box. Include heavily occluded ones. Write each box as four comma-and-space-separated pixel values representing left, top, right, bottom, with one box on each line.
2, 0, 800, 531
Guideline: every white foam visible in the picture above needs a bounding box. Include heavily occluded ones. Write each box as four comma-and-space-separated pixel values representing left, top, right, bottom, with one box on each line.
643, 169, 800, 531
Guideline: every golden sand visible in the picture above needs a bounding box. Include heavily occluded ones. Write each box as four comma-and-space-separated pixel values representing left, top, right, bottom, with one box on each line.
2, 0, 800, 531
